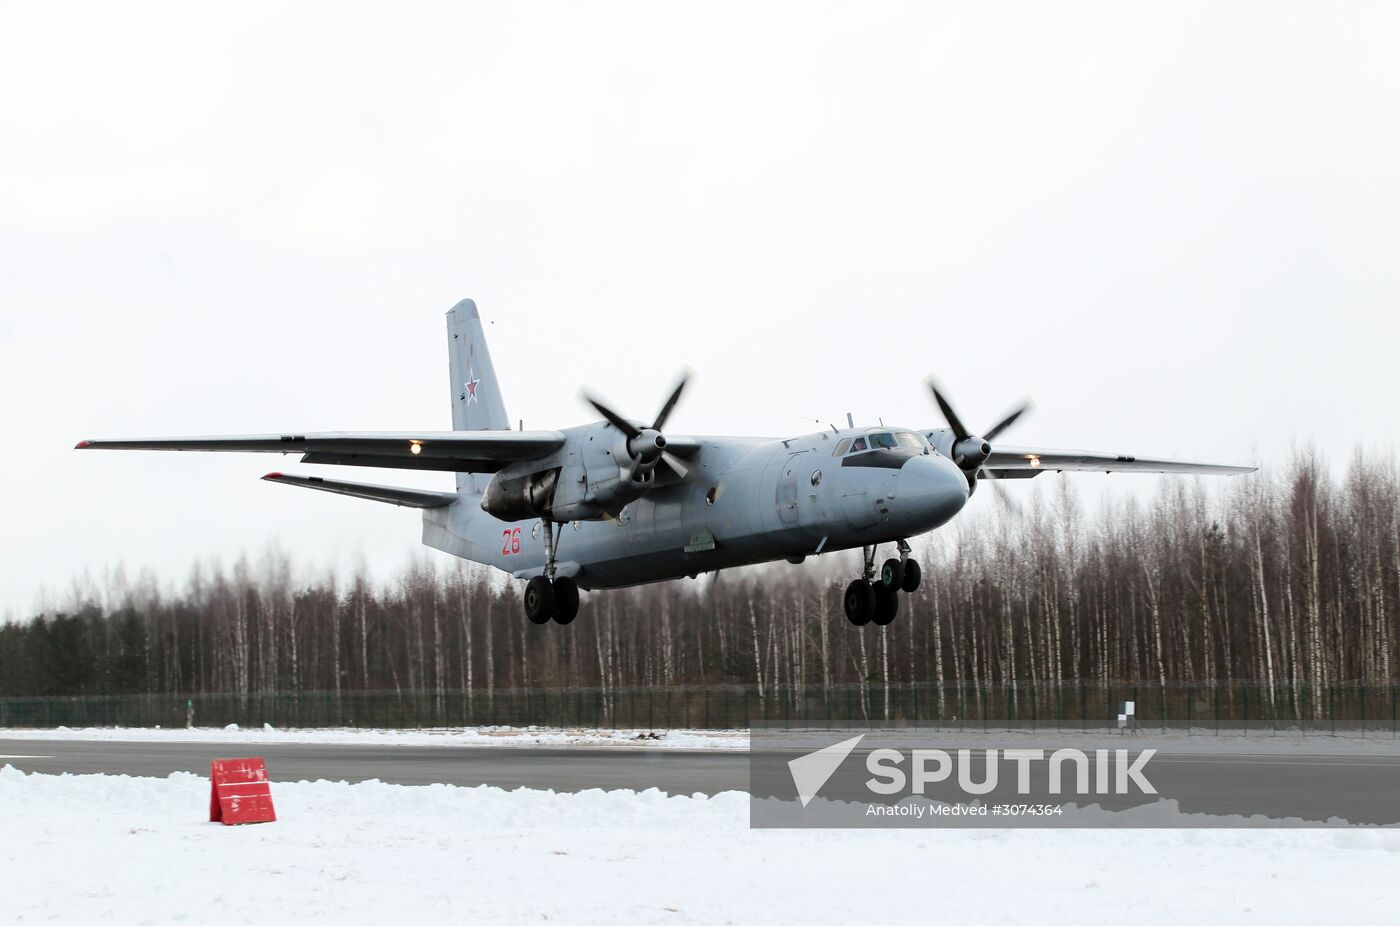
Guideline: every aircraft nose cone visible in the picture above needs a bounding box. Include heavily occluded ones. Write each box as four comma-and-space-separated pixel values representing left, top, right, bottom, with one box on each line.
895, 453, 969, 532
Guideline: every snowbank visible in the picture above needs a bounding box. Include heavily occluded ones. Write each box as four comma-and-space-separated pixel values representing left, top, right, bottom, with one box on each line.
0, 724, 748, 750
2, 765, 1397, 924
6, 724, 1400, 756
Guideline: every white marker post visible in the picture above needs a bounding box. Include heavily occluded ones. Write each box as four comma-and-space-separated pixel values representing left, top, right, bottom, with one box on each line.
1118, 700, 1137, 735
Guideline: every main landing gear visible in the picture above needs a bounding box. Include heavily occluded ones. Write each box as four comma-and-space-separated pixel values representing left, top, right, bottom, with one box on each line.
844, 540, 921, 627
523, 521, 581, 625
524, 575, 579, 625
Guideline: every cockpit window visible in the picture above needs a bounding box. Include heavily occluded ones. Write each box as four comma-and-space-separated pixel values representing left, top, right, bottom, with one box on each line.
868, 431, 898, 450
832, 438, 851, 457
896, 431, 923, 451
850, 437, 867, 452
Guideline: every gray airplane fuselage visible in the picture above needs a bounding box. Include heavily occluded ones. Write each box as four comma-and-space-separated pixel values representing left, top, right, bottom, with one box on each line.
423, 424, 969, 590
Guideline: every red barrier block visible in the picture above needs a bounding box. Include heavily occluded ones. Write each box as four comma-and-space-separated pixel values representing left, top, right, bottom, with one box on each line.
210, 757, 277, 825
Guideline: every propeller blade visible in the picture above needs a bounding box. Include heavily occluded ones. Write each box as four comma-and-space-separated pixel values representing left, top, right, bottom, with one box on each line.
652, 373, 689, 431
928, 382, 971, 443
584, 394, 642, 440
661, 450, 721, 496
982, 470, 1023, 516
660, 450, 690, 479
983, 402, 1031, 442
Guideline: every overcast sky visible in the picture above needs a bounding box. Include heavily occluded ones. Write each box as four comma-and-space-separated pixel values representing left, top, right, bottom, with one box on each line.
3, 2, 1398, 617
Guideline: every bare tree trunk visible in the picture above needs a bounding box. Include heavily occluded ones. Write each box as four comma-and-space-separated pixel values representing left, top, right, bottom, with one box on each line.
1255, 532, 1278, 716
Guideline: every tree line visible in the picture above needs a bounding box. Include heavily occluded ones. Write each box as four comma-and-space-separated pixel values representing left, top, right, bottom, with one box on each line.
2, 449, 1396, 721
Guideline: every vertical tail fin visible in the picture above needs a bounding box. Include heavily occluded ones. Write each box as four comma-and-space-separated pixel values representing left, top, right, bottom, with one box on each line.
446, 298, 509, 495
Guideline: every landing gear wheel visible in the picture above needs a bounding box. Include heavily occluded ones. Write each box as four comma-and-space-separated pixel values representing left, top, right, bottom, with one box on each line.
872, 585, 899, 625
524, 576, 555, 625
551, 576, 580, 625
900, 558, 921, 593
844, 579, 875, 626
879, 558, 904, 591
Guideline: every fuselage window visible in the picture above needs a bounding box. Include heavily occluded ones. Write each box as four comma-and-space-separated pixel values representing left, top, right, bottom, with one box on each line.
832, 438, 851, 457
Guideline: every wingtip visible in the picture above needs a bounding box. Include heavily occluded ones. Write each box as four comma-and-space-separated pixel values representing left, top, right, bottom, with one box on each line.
263, 472, 284, 481
74, 439, 92, 449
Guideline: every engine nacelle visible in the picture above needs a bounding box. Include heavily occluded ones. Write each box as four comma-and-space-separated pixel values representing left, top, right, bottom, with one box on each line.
480, 467, 561, 522
512, 421, 673, 522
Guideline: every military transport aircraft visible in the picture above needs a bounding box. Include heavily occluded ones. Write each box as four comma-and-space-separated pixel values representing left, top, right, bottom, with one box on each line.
77, 299, 1254, 627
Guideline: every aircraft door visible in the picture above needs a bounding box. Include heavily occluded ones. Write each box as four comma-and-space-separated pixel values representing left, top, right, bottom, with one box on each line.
778, 453, 801, 526
802, 454, 831, 523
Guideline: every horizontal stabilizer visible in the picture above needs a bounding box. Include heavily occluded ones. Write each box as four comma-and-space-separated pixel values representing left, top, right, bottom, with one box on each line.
262, 473, 457, 509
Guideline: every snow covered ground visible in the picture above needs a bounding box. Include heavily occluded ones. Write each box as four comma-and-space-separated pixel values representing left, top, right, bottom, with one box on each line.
3, 765, 1398, 925
0, 724, 748, 750
5, 723, 1399, 755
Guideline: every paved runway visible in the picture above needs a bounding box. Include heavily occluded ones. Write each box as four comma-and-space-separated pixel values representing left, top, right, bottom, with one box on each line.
3, 737, 1398, 824
0, 737, 750, 794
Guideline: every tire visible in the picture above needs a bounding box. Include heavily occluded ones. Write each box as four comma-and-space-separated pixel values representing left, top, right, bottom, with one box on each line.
524, 576, 555, 625
551, 576, 580, 625
879, 558, 904, 591
901, 558, 922, 593
843, 579, 875, 626
872, 585, 899, 625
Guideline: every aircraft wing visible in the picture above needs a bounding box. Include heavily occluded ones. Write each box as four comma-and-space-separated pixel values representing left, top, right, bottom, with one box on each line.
983, 445, 1255, 477
75, 430, 566, 473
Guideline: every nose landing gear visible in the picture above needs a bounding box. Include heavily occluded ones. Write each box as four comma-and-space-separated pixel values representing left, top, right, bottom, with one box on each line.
899, 557, 921, 592
843, 579, 875, 626
844, 540, 920, 626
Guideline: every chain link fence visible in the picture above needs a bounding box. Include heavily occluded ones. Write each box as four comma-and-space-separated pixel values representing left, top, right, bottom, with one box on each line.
1, 682, 1397, 735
